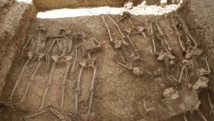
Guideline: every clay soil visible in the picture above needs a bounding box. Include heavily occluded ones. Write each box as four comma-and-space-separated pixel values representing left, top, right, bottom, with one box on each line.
0, 13, 214, 121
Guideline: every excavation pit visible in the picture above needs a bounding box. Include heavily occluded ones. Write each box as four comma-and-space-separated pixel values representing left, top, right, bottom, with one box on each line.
0, 0, 214, 121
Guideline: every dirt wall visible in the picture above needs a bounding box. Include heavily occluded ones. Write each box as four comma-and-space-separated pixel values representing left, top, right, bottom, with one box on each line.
179, 0, 214, 90
33, 0, 160, 11
0, 2, 37, 95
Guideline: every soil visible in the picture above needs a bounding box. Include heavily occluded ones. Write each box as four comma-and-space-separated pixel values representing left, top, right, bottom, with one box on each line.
0, 0, 214, 121
33, 0, 160, 11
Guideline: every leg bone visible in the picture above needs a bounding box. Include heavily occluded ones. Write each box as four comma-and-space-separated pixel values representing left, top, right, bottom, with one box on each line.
117, 61, 132, 70
9, 58, 30, 100
50, 107, 66, 121
101, 15, 113, 42
21, 35, 32, 58
205, 57, 211, 74
46, 39, 57, 67
70, 48, 78, 79
126, 35, 138, 53
19, 60, 42, 103
178, 15, 198, 46
178, 66, 185, 83
208, 93, 214, 117
150, 22, 157, 54
60, 62, 72, 109
197, 109, 207, 121
25, 108, 48, 120
87, 65, 97, 114
107, 15, 125, 38
155, 21, 172, 51
40, 61, 56, 109
183, 115, 188, 121
171, 19, 186, 51
75, 63, 86, 114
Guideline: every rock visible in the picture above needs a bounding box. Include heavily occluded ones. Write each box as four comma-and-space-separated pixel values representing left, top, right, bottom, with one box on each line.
146, 71, 154, 79
153, 69, 162, 78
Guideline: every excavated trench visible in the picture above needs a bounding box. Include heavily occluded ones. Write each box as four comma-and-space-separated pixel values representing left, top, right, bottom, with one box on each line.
0, 0, 214, 121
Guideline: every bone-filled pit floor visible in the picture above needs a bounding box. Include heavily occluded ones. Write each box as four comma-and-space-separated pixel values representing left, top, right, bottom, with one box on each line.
0, 14, 214, 121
